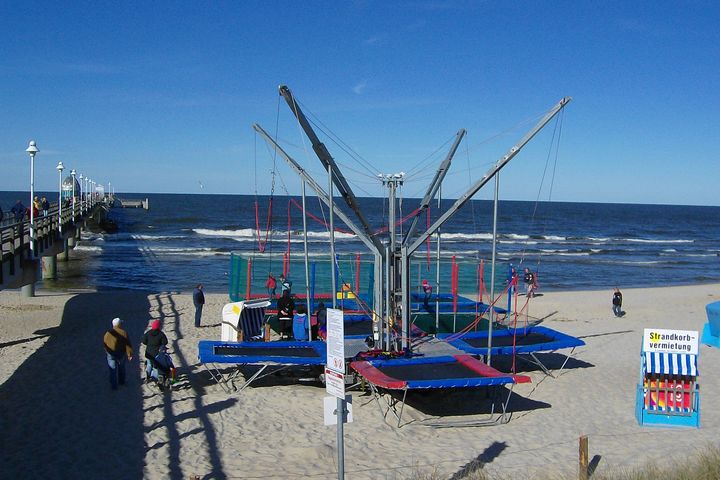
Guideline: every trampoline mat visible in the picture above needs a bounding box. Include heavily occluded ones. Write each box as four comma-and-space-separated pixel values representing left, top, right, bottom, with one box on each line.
213, 346, 321, 358
464, 332, 553, 348
376, 362, 488, 381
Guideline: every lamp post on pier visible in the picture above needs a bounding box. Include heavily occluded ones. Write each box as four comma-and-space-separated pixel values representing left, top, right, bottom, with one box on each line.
26, 140, 39, 258
78, 174, 84, 213
70, 169, 77, 218
56, 162, 64, 234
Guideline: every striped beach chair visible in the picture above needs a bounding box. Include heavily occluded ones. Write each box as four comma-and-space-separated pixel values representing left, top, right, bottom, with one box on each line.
220, 299, 271, 343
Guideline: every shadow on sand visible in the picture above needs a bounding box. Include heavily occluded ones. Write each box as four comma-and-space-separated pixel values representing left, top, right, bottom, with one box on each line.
0, 291, 232, 479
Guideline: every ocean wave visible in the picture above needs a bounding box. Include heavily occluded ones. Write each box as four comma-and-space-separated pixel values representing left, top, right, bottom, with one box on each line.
74, 245, 102, 252
623, 238, 693, 244
193, 228, 357, 241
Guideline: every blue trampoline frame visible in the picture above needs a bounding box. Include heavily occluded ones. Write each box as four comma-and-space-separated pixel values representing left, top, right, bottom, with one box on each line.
440, 326, 585, 377
198, 340, 327, 392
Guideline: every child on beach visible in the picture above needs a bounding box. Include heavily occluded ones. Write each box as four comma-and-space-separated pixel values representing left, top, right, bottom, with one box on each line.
265, 273, 277, 298
612, 287, 623, 317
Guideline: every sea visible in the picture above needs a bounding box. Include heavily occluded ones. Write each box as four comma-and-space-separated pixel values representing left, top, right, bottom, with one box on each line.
2, 192, 720, 296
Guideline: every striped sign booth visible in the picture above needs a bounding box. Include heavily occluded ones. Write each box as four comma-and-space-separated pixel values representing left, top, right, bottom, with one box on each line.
636, 350, 700, 428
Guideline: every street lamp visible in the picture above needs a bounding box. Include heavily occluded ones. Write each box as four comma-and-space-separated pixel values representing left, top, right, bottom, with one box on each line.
56, 161, 64, 233
70, 169, 77, 217
78, 174, 84, 213
26, 140, 39, 257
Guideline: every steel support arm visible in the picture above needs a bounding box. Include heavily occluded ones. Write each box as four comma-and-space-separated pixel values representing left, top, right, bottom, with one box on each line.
407, 97, 571, 255
403, 129, 466, 244
279, 85, 384, 254
253, 123, 381, 256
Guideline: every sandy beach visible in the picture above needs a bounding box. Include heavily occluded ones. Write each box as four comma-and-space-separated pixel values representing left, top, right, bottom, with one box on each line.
1, 284, 718, 479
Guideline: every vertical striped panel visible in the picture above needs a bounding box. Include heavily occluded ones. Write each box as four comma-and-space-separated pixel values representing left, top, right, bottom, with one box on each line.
644, 352, 697, 376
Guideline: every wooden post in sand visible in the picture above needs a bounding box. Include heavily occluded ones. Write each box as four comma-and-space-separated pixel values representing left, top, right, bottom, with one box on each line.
579, 435, 588, 480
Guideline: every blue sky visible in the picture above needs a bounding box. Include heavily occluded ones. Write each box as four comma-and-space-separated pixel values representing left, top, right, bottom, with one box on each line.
1, 1, 719, 205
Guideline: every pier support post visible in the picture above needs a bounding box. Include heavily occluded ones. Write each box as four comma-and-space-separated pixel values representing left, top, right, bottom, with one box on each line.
42, 255, 57, 280
67, 233, 76, 248
58, 239, 70, 261
21, 283, 35, 297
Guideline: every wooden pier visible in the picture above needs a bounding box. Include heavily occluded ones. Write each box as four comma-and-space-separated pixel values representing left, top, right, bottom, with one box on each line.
116, 197, 149, 210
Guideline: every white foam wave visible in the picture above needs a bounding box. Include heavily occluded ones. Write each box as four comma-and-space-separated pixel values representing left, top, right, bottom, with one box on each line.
543, 235, 566, 241
624, 238, 693, 244
74, 245, 102, 252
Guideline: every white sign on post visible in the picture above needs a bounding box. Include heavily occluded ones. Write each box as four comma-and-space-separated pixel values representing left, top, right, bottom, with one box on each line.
643, 328, 699, 354
326, 308, 345, 373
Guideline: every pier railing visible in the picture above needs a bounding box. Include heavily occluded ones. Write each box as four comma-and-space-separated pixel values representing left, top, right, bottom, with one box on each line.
0, 197, 100, 287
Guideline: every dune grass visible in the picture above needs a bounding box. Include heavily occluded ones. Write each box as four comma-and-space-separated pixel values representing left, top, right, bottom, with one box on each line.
406, 444, 720, 480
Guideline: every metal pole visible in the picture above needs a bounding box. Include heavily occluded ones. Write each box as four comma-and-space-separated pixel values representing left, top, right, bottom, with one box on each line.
57, 164, 63, 234
487, 172, 499, 366
71, 171, 76, 219
329, 165, 344, 480
435, 185, 441, 333
301, 180, 311, 339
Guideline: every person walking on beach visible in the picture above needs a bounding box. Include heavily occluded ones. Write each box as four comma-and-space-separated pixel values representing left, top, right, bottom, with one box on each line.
11, 200, 25, 222
141, 319, 168, 383
523, 268, 537, 298
103, 318, 133, 390
265, 273, 277, 298
612, 287, 623, 317
193, 284, 205, 327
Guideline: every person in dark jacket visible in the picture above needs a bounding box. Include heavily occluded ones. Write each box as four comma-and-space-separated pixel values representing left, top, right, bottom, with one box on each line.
193, 284, 205, 327
612, 288, 624, 317
313, 301, 326, 340
41, 197, 50, 216
141, 319, 169, 383
11, 200, 25, 222
276, 290, 295, 340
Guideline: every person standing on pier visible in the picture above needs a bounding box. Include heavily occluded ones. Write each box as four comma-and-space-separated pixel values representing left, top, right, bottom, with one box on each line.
193, 284, 205, 327
11, 200, 25, 222
41, 197, 50, 216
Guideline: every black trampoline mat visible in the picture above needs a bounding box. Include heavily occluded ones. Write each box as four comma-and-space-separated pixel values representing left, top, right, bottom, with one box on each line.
214, 346, 320, 358
377, 362, 483, 381
464, 332, 553, 348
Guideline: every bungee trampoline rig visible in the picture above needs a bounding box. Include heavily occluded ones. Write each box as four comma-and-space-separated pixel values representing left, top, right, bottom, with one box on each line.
201, 85, 575, 426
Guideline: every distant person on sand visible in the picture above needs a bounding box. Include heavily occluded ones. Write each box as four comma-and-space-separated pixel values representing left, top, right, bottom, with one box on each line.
141, 319, 168, 384
292, 304, 309, 341
422, 279, 433, 310
523, 268, 537, 298
11, 200, 25, 222
612, 287, 623, 317
193, 284, 205, 327
279, 274, 292, 295
265, 273, 277, 298
277, 290, 295, 340
103, 318, 133, 390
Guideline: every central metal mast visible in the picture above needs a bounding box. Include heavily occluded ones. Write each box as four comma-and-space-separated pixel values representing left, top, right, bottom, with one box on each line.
257, 86, 571, 355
